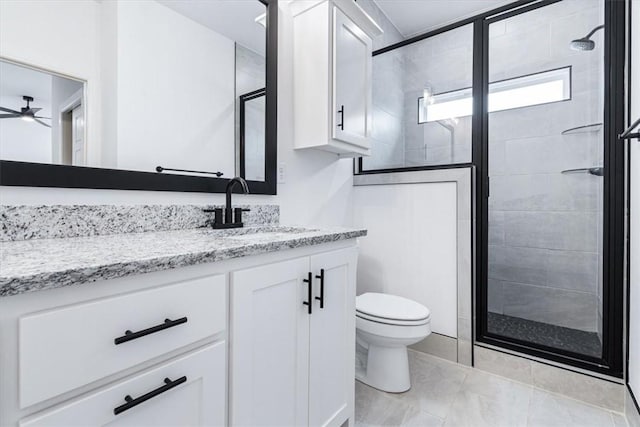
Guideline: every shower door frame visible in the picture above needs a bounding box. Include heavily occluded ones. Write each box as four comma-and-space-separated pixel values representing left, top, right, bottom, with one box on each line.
474, 0, 627, 378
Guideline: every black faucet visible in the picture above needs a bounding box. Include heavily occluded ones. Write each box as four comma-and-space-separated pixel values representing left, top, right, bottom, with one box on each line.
206, 177, 250, 229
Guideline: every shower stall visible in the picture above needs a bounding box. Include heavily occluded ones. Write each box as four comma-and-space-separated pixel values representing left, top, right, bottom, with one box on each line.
357, 0, 625, 377
478, 0, 625, 377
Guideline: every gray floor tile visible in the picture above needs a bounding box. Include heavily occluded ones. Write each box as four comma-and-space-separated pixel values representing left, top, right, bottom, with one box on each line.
354, 351, 628, 427
527, 389, 616, 427
385, 351, 469, 419
442, 370, 532, 427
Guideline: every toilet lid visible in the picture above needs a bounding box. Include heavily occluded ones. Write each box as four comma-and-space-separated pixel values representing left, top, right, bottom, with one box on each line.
356, 293, 430, 322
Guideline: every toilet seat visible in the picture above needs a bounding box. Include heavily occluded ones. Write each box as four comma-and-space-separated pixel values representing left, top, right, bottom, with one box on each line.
356, 311, 430, 326
356, 293, 430, 323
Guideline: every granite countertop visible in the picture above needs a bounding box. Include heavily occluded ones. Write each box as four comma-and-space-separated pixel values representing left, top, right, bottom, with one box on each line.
0, 226, 367, 297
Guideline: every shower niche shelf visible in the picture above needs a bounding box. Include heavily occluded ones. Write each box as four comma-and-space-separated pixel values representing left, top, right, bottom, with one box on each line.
561, 123, 603, 135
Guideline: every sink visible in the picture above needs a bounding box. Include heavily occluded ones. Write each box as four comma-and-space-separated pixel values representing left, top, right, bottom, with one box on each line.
202, 226, 316, 240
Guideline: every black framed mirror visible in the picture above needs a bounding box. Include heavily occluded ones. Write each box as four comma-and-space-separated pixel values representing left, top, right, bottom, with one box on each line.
0, 0, 277, 194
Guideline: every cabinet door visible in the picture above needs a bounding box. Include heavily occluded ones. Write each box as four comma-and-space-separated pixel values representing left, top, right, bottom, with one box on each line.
308, 248, 358, 427
230, 258, 311, 426
332, 6, 372, 149
20, 343, 225, 427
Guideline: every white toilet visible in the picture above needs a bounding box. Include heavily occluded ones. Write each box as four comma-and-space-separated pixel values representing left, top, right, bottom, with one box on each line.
355, 292, 431, 393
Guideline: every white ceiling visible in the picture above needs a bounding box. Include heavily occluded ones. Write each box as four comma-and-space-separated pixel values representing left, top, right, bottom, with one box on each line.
157, 0, 266, 55
373, 0, 515, 37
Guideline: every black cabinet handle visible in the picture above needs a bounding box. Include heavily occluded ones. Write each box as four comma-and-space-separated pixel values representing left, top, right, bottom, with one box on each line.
315, 269, 325, 309
303, 272, 313, 315
114, 376, 187, 415
114, 317, 188, 345
337, 105, 344, 130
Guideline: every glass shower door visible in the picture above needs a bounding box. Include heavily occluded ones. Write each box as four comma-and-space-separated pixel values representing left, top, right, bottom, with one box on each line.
485, 0, 605, 359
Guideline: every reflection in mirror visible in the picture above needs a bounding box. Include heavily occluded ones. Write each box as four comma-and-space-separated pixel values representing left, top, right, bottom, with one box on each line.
239, 89, 266, 181
0, 0, 267, 181
0, 61, 85, 166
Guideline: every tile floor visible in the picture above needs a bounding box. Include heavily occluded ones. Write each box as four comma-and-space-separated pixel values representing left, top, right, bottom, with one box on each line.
355, 350, 628, 427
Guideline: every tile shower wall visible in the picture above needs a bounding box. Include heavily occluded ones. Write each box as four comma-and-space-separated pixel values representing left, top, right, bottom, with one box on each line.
358, 0, 405, 171
359, 3, 474, 171
487, 0, 604, 333
401, 25, 473, 167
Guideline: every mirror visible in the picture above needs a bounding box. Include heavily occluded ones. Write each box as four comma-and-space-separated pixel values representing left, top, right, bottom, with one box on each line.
0, 0, 277, 194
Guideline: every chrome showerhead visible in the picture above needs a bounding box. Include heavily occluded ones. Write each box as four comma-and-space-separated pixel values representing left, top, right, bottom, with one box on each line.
570, 25, 604, 51
570, 38, 596, 51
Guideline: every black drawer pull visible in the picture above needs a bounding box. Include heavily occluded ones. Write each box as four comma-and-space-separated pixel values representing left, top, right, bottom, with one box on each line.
315, 269, 325, 309
337, 105, 344, 130
113, 376, 187, 415
114, 317, 188, 345
303, 272, 313, 315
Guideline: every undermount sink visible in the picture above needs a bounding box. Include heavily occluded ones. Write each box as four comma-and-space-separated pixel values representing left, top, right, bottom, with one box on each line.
204, 226, 316, 240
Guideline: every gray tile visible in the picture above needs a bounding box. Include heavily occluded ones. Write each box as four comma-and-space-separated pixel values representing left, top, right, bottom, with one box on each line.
545, 249, 598, 293
355, 381, 439, 427
487, 279, 504, 314
457, 219, 472, 319
473, 345, 533, 385
612, 412, 629, 427
388, 351, 469, 419
626, 388, 640, 427
410, 334, 457, 363
444, 370, 531, 427
488, 244, 599, 293
527, 389, 616, 427
503, 135, 595, 176
503, 211, 598, 252
489, 174, 550, 212
531, 361, 625, 412
489, 245, 548, 287
501, 282, 598, 331
488, 210, 506, 246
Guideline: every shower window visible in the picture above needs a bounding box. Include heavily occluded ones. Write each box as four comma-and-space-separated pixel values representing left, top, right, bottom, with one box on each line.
418, 67, 571, 124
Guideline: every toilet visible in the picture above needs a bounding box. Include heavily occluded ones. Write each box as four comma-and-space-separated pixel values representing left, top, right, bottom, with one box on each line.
355, 292, 431, 393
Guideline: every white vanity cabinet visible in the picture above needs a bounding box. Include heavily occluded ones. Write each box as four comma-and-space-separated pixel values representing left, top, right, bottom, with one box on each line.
293, 0, 382, 157
0, 239, 360, 427
230, 247, 358, 426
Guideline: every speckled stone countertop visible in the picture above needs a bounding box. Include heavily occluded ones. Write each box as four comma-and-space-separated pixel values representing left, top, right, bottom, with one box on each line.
0, 226, 367, 297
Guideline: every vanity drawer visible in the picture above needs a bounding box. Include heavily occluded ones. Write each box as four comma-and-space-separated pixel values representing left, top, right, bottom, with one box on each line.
19, 274, 226, 409
20, 342, 226, 427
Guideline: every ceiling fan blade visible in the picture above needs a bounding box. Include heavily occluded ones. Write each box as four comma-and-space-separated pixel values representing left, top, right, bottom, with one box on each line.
0, 114, 21, 118
34, 119, 51, 128
34, 116, 52, 120
0, 106, 21, 114
29, 107, 42, 114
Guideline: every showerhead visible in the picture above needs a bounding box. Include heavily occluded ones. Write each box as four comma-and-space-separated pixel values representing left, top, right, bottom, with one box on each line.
570, 25, 604, 51
569, 38, 596, 51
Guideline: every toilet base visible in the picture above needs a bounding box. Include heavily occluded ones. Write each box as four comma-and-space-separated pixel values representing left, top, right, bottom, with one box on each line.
355, 343, 411, 393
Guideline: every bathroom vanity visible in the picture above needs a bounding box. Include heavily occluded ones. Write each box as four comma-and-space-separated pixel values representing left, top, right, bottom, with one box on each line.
0, 213, 366, 426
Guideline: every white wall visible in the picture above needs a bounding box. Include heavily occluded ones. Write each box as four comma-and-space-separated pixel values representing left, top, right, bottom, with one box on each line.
0, 0, 102, 166
352, 182, 458, 337
628, 0, 640, 405
0, 1, 355, 228
114, 1, 236, 176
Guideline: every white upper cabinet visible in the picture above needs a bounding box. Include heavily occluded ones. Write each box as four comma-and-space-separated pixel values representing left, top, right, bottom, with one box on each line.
293, 0, 382, 157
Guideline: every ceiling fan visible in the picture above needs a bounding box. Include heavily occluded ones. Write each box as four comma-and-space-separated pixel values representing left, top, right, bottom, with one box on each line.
0, 95, 51, 128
